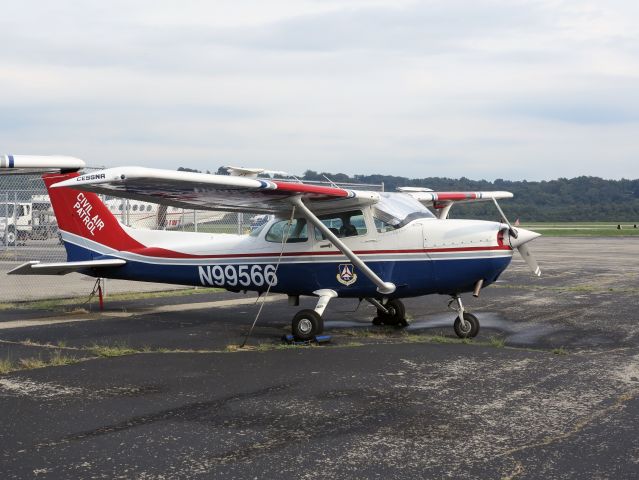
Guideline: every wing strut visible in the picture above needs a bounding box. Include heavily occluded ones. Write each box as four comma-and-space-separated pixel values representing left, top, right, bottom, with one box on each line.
289, 197, 396, 295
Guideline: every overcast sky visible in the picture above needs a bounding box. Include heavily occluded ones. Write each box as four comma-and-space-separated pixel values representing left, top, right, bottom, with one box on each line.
1, 0, 638, 180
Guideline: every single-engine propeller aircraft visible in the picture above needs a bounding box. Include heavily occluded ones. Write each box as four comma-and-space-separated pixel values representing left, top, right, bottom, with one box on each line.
2, 155, 541, 341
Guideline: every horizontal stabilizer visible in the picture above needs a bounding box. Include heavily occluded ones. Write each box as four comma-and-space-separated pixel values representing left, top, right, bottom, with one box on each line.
0, 155, 85, 174
8, 259, 126, 276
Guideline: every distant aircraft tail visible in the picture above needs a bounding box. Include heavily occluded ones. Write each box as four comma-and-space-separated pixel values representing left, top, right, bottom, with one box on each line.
43, 172, 144, 260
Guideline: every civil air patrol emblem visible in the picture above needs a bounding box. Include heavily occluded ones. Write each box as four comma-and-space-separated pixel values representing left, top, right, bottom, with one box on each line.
337, 264, 357, 286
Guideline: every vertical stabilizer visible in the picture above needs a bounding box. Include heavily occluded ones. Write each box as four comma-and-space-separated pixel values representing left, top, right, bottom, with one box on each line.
43, 173, 143, 260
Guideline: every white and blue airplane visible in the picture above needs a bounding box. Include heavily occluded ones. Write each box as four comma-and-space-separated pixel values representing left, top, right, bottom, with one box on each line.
2, 155, 541, 341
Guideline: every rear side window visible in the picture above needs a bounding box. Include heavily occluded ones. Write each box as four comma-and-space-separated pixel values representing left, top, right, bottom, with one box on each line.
266, 218, 308, 243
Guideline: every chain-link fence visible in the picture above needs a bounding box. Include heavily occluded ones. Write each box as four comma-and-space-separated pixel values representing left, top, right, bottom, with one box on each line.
0, 171, 382, 302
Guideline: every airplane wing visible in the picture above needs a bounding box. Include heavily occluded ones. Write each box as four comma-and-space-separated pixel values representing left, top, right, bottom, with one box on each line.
51, 167, 379, 213
398, 188, 512, 208
397, 188, 514, 219
8, 259, 126, 275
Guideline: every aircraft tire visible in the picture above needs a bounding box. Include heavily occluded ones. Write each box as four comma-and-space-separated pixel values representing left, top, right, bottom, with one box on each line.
292, 309, 323, 342
454, 312, 479, 338
376, 299, 407, 327
5, 227, 16, 246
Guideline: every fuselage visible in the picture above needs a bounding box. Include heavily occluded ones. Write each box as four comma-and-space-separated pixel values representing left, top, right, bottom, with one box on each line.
64, 202, 513, 299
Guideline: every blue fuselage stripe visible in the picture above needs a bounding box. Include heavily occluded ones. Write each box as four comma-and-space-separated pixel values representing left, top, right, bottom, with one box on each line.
8, 155, 14, 168
66, 242, 512, 298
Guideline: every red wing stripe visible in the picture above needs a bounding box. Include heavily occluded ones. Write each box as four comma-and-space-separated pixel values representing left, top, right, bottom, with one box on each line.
435, 192, 479, 201
272, 181, 350, 197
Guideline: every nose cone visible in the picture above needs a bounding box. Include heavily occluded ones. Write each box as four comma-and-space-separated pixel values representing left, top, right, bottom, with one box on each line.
509, 228, 541, 249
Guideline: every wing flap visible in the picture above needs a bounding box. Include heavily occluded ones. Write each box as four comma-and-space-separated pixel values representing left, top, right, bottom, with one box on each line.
8, 259, 126, 276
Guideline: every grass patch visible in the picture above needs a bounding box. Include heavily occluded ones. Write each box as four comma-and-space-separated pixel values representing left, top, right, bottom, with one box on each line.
519, 223, 639, 237
492, 283, 639, 295
0, 358, 13, 374
48, 351, 82, 367
535, 229, 639, 237
552, 347, 568, 355
181, 223, 252, 235
256, 342, 302, 352
339, 329, 484, 346
0, 287, 223, 311
0, 351, 83, 375
340, 327, 405, 339
489, 336, 506, 348
225, 344, 246, 352
18, 357, 47, 369
430, 334, 464, 344
89, 343, 139, 358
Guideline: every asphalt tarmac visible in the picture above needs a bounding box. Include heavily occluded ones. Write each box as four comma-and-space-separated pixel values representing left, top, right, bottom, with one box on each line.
1, 237, 639, 479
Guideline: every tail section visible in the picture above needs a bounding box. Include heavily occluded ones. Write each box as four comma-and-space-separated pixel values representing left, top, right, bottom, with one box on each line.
43, 172, 144, 261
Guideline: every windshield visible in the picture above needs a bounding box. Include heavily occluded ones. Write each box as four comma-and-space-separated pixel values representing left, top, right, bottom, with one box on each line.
373, 192, 435, 231
249, 221, 268, 237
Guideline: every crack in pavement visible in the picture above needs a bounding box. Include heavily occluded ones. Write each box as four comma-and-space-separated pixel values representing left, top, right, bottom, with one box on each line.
28, 382, 296, 451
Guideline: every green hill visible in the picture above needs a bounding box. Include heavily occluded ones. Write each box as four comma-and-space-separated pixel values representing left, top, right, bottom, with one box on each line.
302, 170, 639, 222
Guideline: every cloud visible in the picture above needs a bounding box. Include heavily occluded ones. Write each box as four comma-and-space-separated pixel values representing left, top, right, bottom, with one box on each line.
212, 2, 547, 53
0, 1, 638, 180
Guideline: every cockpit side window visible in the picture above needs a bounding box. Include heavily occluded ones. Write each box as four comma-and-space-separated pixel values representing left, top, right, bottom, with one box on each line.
374, 217, 395, 233
314, 210, 367, 240
265, 218, 308, 243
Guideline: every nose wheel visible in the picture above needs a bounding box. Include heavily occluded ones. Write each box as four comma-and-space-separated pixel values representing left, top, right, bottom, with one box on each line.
454, 312, 479, 338
449, 295, 480, 338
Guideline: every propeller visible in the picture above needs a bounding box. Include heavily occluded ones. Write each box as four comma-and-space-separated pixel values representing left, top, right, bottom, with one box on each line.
510, 230, 541, 276
492, 198, 541, 276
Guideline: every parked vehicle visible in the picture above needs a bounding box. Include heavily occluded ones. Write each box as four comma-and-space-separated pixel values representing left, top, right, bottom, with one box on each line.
1, 196, 57, 245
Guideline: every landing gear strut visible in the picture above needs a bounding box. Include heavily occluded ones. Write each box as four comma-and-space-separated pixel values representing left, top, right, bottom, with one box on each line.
369, 298, 408, 327
449, 295, 480, 338
290, 289, 337, 341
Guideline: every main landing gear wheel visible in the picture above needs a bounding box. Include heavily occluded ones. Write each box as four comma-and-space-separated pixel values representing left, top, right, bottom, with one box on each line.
291, 309, 324, 342
373, 299, 408, 327
454, 312, 480, 339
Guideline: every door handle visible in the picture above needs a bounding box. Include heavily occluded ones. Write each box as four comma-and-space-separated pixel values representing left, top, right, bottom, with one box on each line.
319, 243, 333, 248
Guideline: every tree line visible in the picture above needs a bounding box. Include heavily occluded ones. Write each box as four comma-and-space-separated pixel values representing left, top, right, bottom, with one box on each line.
5, 167, 633, 223
302, 170, 639, 222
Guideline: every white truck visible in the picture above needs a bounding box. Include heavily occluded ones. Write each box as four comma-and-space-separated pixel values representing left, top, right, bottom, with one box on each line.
1, 196, 56, 245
